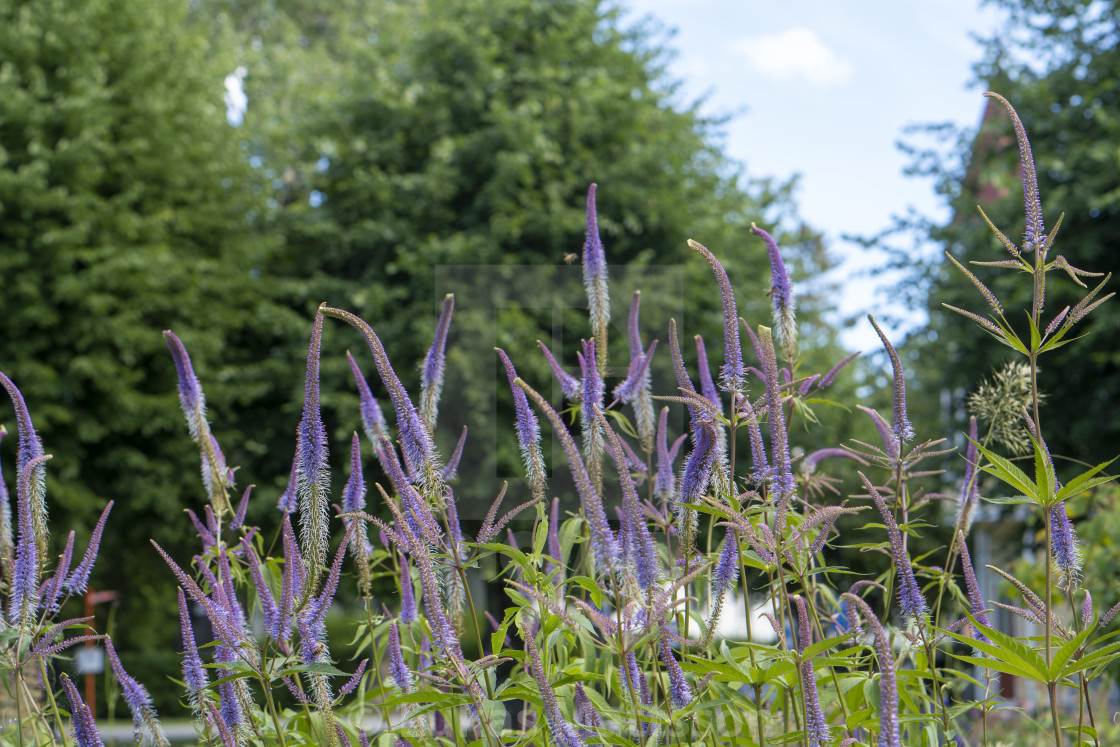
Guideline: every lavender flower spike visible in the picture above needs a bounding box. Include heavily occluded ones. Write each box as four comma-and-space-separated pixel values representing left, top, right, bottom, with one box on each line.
419, 293, 454, 430
1050, 501, 1081, 585
861, 472, 926, 620
399, 558, 418, 623
841, 594, 901, 747
985, 92, 1043, 253
537, 340, 582, 401
10, 453, 52, 626
658, 634, 694, 708
297, 310, 331, 582
868, 315, 914, 444
106, 640, 170, 747
627, 290, 657, 450
707, 530, 738, 638
61, 674, 105, 747
346, 351, 390, 447
751, 223, 797, 352
759, 326, 794, 497
496, 348, 547, 501
583, 183, 610, 376
0, 425, 12, 574
0, 373, 48, 559
525, 635, 588, 747
578, 339, 606, 493
387, 622, 412, 692
791, 596, 828, 747
653, 407, 677, 503
687, 239, 746, 390
957, 416, 981, 535
956, 532, 992, 647
178, 587, 208, 707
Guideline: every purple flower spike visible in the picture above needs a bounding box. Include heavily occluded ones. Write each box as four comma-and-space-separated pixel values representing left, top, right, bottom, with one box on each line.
517, 378, 618, 573
0, 374, 47, 559
694, 336, 723, 414
861, 473, 926, 620
654, 408, 678, 503
985, 92, 1043, 253
658, 634, 693, 708
525, 634, 588, 747
231, 485, 252, 530
40, 530, 75, 613
106, 640, 168, 747
277, 452, 299, 514
548, 497, 563, 571
868, 316, 914, 445
574, 682, 603, 730
759, 326, 794, 497
687, 240, 745, 390
842, 594, 901, 747
419, 294, 454, 430
319, 305, 442, 489
596, 409, 660, 588
790, 596, 828, 747
241, 538, 279, 641
342, 433, 366, 514
1050, 501, 1080, 583
857, 406, 901, 463
61, 675, 105, 747
387, 622, 412, 692
277, 516, 304, 643
957, 416, 981, 534
667, 319, 701, 424
582, 183, 610, 375
162, 332, 206, 439
956, 533, 991, 647
821, 352, 860, 389
627, 290, 657, 450
441, 426, 468, 482
0, 425, 12, 569
613, 340, 657, 405
10, 453, 52, 625
178, 588, 208, 705
346, 352, 390, 447
537, 340, 582, 401
751, 224, 797, 351
297, 310, 331, 582
497, 349, 547, 501
399, 558, 418, 623
708, 530, 738, 631
578, 339, 605, 490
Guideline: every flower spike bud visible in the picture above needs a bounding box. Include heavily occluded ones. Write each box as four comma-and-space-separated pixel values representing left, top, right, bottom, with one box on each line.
231, 485, 252, 531
0, 373, 48, 560
868, 315, 914, 444
667, 319, 700, 423
582, 183, 610, 376
751, 223, 797, 353
613, 340, 657, 405
346, 352, 390, 447
297, 310, 331, 583
497, 349, 547, 501
861, 473, 926, 620
419, 294, 454, 431
687, 239, 746, 390
61, 674, 105, 747
707, 530, 738, 637
985, 92, 1044, 253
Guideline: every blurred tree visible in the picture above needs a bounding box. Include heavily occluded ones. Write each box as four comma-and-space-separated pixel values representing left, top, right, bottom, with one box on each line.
0, 0, 304, 710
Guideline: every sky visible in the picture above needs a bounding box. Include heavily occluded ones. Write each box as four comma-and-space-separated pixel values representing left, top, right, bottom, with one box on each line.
620, 0, 1007, 351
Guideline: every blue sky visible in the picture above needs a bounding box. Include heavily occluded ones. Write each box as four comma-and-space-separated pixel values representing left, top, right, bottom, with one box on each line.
620, 0, 1007, 350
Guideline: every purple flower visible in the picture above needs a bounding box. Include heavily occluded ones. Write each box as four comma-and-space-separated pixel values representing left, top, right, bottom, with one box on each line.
582, 184, 610, 375
626, 290, 657, 450
548, 497, 563, 571
956, 532, 991, 647
497, 348, 547, 501
537, 340, 582, 400
297, 310, 331, 582
241, 537, 279, 642
106, 640, 168, 747
612, 340, 657, 405
790, 596, 828, 746
578, 339, 605, 490
0, 373, 47, 561
277, 453, 299, 514
525, 635, 587, 747
857, 405, 901, 462
320, 305, 441, 489
653, 408, 683, 503
440, 426, 468, 482
842, 594, 901, 747
821, 352, 860, 388
708, 530, 738, 631
178, 588, 208, 704
758, 326, 794, 496
687, 240, 745, 390
399, 558, 418, 623
0, 425, 12, 571
346, 351, 390, 446
387, 622, 412, 692
677, 419, 717, 508
957, 416, 981, 533
658, 634, 693, 708
738, 396, 771, 485
40, 530, 74, 613
1050, 501, 1080, 582
862, 473, 926, 620
573, 682, 603, 730
277, 516, 305, 643
985, 92, 1043, 253
868, 316, 914, 444
597, 409, 660, 588
341, 433, 370, 547
517, 378, 618, 573
419, 294, 454, 430
694, 335, 723, 414
751, 224, 797, 350
10, 453, 52, 625
61, 675, 104, 747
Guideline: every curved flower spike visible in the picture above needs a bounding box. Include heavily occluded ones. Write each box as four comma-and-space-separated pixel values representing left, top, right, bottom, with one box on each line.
687, 239, 745, 390
583, 184, 610, 375
419, 294, 454, 430
496, 349, 546, 501
868, 315, 914, 444
984, 92, 1043, 253
297, 310, 331, 582
751, 223, 797, 352
0, 373, 48, 559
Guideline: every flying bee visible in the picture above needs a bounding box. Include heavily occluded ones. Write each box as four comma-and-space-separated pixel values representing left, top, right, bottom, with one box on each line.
563, 253, 578, 264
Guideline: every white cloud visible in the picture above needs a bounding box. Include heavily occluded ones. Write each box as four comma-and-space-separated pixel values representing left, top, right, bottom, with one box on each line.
733, 28, 852, 85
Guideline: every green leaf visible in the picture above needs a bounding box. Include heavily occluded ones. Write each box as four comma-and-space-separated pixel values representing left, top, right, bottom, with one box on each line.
983, 495, 1035, 505
1055, 458, 1118, 503
1049, 627, 1094, 680
974, 439, 1038, 502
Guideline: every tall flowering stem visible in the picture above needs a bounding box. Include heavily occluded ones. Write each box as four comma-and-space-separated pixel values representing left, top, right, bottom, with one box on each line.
687, 239, 745, 390
0, 373, 48, 560
582, 183, 610, 376
10, 453, 52, 626
751, 224, 797, 356
842, 594, 901, 747
419, 294, 454, 431
496, 348, 547, 502
61, 675, 105, 747
0, 425, 12, 581
161, 333, 228, 513
578, 339, 605, 494
868, 316, 914, 445
627, 291, 657, 451
791, 595, 828, 747
297, 310, 331, 583
758, 326, 794, 498
861, 473, 925, 620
